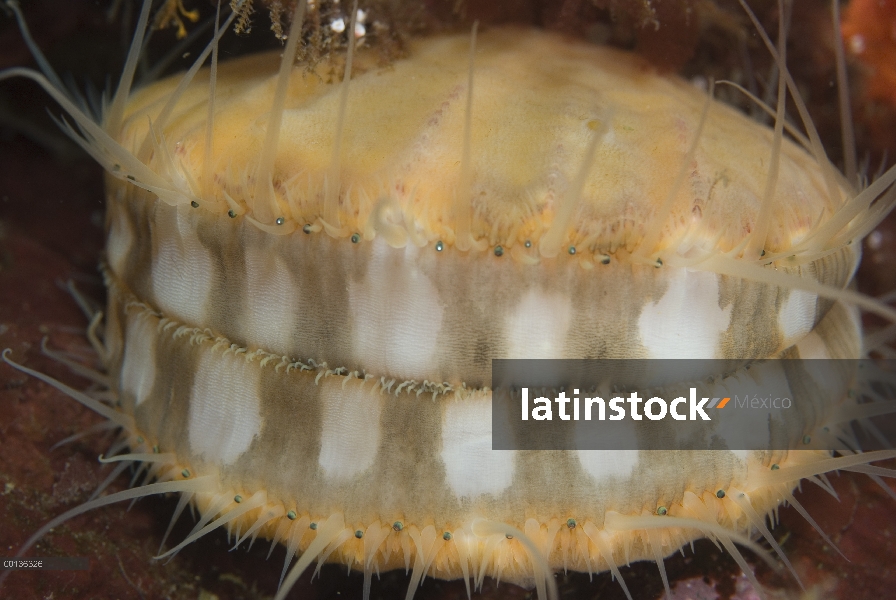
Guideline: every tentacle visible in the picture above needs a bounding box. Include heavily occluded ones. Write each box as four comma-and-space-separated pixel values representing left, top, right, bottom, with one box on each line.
2, 349, 133, 429
0, 476, 216, 587
729, 488, 804, 590
156, 491, 267, 559
274, 513, 346, 600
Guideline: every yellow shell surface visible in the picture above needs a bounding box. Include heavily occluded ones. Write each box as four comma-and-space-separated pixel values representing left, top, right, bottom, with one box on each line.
118, 28, 847, 256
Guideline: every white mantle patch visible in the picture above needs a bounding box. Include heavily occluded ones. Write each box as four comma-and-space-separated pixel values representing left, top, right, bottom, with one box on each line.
349, 240, 444, 381
151, 205, 213, 327
778, 289, 817, 348
120, 312, 158, 408
318, 381, 382, 480
189, 349, 263, 465
440, 394, 514, 499
504, 288, 572, 359
638, 269, 731, 359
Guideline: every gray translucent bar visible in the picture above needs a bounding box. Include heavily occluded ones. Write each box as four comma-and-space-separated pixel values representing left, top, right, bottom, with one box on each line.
0, 557, 89, 570
491, 359, 896, 451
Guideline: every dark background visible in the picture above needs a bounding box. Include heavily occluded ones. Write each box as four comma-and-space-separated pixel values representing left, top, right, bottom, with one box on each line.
1, 1, 894, 599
